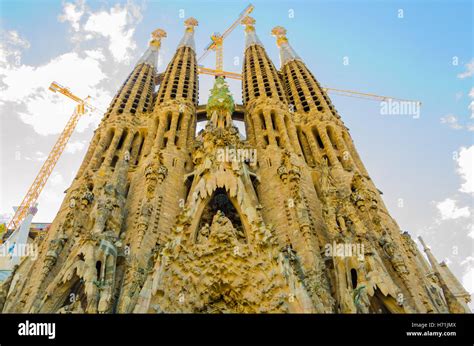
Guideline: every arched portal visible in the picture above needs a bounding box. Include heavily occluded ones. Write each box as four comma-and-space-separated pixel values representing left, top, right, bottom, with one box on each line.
195, 188, 246, 244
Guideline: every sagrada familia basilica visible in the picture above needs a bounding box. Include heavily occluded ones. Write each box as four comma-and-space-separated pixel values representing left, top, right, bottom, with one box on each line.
0, 17, 470, 313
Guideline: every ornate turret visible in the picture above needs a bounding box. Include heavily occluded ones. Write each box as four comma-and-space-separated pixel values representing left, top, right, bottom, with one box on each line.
271, 26, 300, 66
178, 17, 198, 50
240, 16, 300, 156
144, 17, 199, 155
137, 29, 167, 66
241, 16, 262, 49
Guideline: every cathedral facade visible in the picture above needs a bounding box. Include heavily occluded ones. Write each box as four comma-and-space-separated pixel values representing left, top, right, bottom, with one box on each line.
0, 17, 470, 313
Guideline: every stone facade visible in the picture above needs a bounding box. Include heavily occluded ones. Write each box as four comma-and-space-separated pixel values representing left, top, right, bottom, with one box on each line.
0, 18, 470, 314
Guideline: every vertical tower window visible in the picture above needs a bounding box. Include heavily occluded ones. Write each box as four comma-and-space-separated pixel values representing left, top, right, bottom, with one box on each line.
111, 155, 119, 169
270, 111, 277, 130
259, 112, 266, 130
313, 128, 324, 149
351, 268, 358, 289
327, 126, 338, 150
166, 112, 172, 131
116, 130, 128, 150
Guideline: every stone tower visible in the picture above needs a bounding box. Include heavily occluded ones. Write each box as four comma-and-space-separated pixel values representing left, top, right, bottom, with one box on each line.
0, 17, 470, 314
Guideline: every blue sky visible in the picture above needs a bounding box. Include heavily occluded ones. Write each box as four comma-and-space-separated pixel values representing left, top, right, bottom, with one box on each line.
0, 0, 473, 304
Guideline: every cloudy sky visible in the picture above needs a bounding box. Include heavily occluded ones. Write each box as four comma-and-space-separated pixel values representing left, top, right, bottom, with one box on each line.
0, 0, 472, 306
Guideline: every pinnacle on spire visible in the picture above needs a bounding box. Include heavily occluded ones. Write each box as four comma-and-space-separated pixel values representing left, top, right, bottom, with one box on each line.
241, 16, 262, 49
418, 236, 429, 251
137, 28, 167, 68
271, 26, 301, 67
178, 17, 198, 51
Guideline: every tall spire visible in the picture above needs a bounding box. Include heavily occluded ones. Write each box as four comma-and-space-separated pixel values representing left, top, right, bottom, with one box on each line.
241, 16, 262, 49
418, 237, 443, 273
418, 236, 468, 313
137, 28, 167, 68
271, 26, 301, 67
178, 17, 198, 51
102, 28, 167, 118
155, 17, 199, 106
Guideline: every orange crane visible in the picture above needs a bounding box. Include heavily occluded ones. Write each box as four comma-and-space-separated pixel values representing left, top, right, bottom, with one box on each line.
4, 82, 96, 236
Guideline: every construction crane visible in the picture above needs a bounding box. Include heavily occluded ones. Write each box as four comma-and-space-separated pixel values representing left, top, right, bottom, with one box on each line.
197, 69, 420, 104
322, 87, 421, 104
195, 6, 420, 104
197, 4, 254, 77
4, 82, 96, 237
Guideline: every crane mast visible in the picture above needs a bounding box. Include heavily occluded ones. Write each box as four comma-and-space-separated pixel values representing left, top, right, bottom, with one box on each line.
198, 4, 254, 75
4, 82, 90, 235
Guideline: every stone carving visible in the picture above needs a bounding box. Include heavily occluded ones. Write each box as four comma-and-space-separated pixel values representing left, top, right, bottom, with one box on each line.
379, 230, 409, 279
353, 285, 370, 313
136, 201, 153, 246
144, 151, 167, 197
425, 273, 448, 312
42, 230, 68, 278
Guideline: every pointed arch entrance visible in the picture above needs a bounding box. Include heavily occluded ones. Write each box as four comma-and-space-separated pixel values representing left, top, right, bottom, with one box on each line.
191, 187, 249, 244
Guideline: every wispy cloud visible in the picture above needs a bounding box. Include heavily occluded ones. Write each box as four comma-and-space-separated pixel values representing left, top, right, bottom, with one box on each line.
436, 198, 471, 220
0, 30, 30, 66
65, 140, 86, 154
58, 0, 85, 32
458, 59, 474, 79
441, 88, 474, 130
461, 257, 474, 296
440, 114, 463, 130
83, 2, 143, 63
24, 151, 48, 162
457, 146, 474, 195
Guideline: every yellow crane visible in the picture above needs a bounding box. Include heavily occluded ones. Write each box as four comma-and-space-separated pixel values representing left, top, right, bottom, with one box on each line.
322, 87, 421, 104
198, 69, 420, 104
4, 82, 96, 236
196, 5, 420, 105
197, 4, 254, 77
